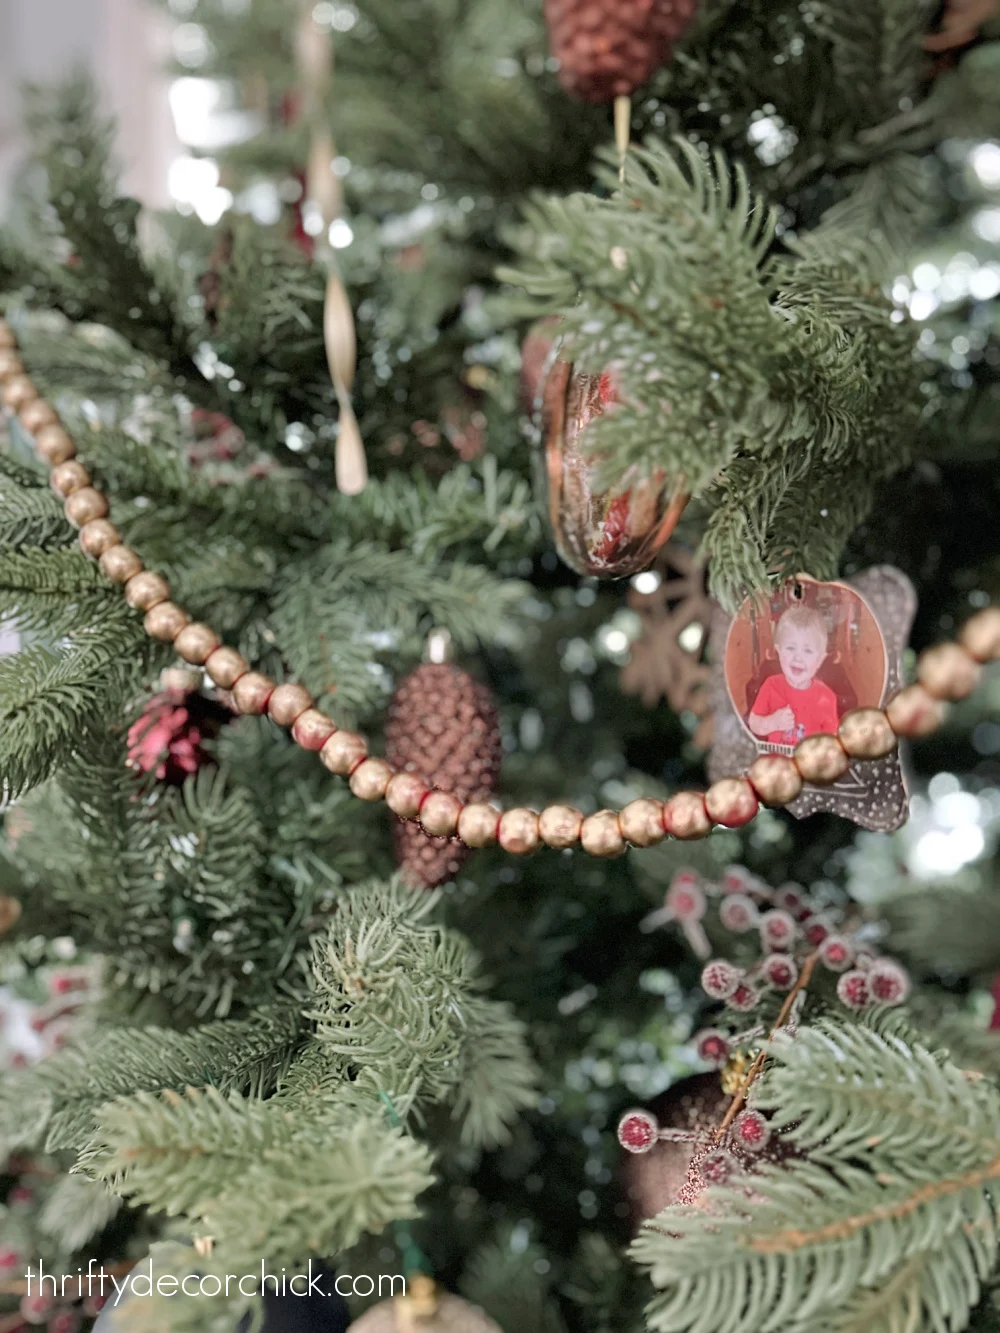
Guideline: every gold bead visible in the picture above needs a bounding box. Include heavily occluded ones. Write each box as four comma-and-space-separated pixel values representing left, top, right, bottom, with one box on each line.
64, 487, 110, 528
173, 622, 221, 666
125, 570, 170, 611
618, 798, 666, 847
960, 607, 1000, 663
35, 424, 76, 466
78, 518, 121, 559
0, 349, 24, 381
420, 791, 462, 838
662, 791, 712, 840
292, 708, 337, 752
704, 777, 759, 828
885, 683, 947, 738
0, 320, 15, 349
267, 683, 314, 728
580, 809, 626, 858
205, 646, 250, 690
320, 730, 369, 776
498, 808, 541, 855
747, 753, 803, 807
838, 708, 897, 760
99, 545, 143, 584
19, 398, 58, 433
232, 671, 276, 715
50, 460, 91, 497
143, 601, 190, 642
794, 733, 849, 786
349, 757, 394, 802
538, 804, 583, 849
2, 374, 37, 411
457, 802, 501, 847
385, 771, 429, 818
916, 641, 982, 702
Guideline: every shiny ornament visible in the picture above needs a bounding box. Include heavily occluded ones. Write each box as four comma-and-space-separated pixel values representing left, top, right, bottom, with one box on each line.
540, 357, 689, 578
350, 1278, 503, 1333
385, 661, 502, 888
544, 0, 699, 102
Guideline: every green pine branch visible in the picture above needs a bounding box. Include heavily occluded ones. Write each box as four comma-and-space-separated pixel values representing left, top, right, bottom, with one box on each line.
631, 1016, 1000, 1333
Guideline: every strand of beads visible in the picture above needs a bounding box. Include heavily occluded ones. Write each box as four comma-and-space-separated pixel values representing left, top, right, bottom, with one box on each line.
2, 315, 1000, 862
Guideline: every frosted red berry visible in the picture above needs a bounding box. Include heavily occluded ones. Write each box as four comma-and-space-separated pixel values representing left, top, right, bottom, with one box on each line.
722, 865, 754, 894
804, 916, 831, 947
695, 1028, 731, 1067
699, 1148, 737, 1185
837, 970, 871, 1011
733, 1108, 771, 1153
727, 982, 760, 1012
719, 893, 758, 933
701, 959, 741, 1000
868, 959, 910, 1006
759, 908, 796, 951
774, 884, 806, 914
819, 935, 854, 973
762, 953, 798, 990
617, 1108, 659, 1153
666, 877, 706, 921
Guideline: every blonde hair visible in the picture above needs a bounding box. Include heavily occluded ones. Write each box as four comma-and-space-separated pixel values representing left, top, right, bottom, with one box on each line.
774, 605, 828, 648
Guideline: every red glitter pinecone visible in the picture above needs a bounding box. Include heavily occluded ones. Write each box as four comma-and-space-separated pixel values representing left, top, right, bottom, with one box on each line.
544, 0, 699, 103
385, 663, 502, 889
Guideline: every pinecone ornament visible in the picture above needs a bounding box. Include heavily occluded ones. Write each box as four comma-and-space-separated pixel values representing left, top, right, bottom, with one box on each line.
544, 0, 699, 103
385, 662, 502, 889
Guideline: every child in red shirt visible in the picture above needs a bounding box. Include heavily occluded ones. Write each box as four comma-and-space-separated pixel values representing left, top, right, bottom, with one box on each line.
747, 606, 840, 745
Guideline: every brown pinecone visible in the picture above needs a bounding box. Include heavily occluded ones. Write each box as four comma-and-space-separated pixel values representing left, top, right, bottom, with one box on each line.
385, 663, 502, 889
544, 0, 699, 103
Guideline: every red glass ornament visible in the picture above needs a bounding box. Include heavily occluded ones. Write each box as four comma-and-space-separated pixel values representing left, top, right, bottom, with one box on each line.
540, 357, 689, 578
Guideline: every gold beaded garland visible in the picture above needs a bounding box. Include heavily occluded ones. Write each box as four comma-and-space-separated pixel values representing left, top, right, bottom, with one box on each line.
538, 805, 584, 849
916, 641, 982, 701
232, 672, 276, 715
419, 791, 463, 838
143, 601, 190, 642
320, 730, 368, 777
2, 374, 37, 411
662, 791, 711, 840
2, 322, 996, 863
64, 487, 110, 528
960, 606, 1000, 663
51, 460, 91, 497
19, 398, 59, 433
793, 733, 850, 786
99, 544, 143, 584
746, 753, 803, 807
618, 798, 666, 848
0, 349, 24, 381
350, 757, 394, 801
838, 708, 898, 760
34, 424, 76, 465
125, 571, 170, 611
704, 777, 758, 828
292, 708, 337, 752
78, 519, 121, 559
498, 808, 541, 855
457, 802, 501, 847
173, 622, 221, 666
580, 810, 627, 858
385, 771, 429, 819
267, 683, 314, 728
885, 683, 946, 738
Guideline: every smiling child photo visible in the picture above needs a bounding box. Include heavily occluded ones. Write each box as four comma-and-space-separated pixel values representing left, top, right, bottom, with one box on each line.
724, 579, 889, 754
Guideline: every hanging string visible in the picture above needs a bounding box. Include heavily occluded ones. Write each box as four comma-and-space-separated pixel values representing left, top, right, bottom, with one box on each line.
378, 1092, 434, 1281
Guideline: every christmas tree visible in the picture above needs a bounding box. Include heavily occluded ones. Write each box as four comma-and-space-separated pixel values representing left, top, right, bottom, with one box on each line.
0, 1, 1000, 1330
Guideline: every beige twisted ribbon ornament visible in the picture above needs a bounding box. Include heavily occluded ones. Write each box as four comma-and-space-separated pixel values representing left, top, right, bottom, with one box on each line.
296, 1, 367, 494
